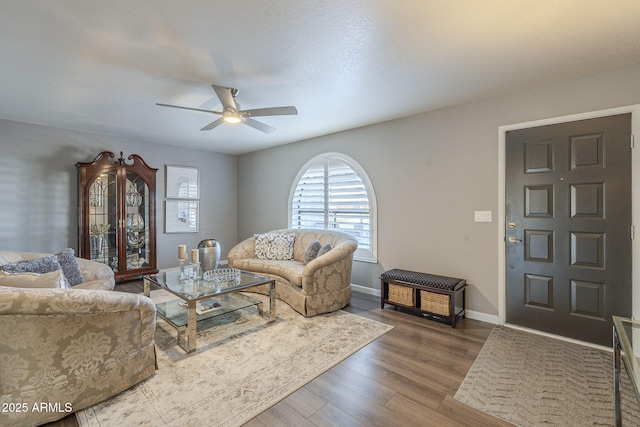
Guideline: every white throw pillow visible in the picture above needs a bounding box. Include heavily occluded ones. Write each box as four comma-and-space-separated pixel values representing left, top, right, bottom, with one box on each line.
0, 270, 70, 289
254, 233, 296, 260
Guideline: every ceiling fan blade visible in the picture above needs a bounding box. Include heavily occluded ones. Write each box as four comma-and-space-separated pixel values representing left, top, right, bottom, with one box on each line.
156, 103, 221, 115
243, 118, 276, 134
212, 85, 237, 111
242, 106, 298, 117
200, 118, 225, 131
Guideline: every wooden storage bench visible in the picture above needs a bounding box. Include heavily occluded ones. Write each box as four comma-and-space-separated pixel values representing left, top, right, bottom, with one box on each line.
380, 268, 466, 328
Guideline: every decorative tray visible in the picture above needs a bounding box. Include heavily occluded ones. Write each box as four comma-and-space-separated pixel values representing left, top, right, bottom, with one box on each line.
203, 267, 241, 282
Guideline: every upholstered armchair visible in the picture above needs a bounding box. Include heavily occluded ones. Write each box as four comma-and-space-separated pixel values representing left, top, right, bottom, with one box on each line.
0, 249, 157, 425
0, 285, 156, 426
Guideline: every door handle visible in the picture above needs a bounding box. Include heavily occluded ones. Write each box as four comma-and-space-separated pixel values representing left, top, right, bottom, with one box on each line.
508, 236, 522, 243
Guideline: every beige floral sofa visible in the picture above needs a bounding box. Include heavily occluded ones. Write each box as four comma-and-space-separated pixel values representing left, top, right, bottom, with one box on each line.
227, 229, 358, 316
0, 251, 156, 426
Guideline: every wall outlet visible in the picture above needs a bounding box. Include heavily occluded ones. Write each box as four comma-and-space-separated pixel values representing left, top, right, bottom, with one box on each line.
474, 211, 492, 222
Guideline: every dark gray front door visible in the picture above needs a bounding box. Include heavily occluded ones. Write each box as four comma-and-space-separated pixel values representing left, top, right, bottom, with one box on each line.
505, 113, 632, 346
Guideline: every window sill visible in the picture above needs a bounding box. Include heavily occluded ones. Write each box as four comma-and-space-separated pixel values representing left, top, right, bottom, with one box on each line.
354, 252, 377, 264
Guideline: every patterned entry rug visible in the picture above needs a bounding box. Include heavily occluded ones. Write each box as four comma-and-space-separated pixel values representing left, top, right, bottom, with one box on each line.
454, 326, 640, 426
76, 290, 392, 427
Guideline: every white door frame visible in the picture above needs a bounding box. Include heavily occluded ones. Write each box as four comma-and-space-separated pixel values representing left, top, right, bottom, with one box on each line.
498, 104, 640, 324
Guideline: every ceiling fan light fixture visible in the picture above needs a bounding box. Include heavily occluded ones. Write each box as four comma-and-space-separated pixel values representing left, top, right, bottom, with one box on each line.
223, 109, 242, 124
157, 84, 297, 133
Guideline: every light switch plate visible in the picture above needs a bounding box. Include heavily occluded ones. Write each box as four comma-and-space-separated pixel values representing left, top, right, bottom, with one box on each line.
474, 211, 492, 222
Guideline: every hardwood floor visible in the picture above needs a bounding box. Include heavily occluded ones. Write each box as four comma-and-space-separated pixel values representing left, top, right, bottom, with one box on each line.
45, 282, 511, 427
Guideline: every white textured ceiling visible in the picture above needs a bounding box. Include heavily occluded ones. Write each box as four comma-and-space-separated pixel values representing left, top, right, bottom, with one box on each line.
1, 1, 640, 154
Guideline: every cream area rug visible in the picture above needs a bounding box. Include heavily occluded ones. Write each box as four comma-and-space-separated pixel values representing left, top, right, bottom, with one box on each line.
76, 290, 393, 427
454, 326, 640, 426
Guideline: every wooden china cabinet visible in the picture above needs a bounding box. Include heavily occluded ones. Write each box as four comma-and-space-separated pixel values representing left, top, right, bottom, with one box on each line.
76, 151, 158, 281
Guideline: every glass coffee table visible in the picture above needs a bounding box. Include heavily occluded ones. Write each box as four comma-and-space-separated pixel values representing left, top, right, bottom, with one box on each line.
144, 268, 276, 353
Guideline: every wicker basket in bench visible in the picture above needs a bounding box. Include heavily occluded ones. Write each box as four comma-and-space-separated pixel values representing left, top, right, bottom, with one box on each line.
388, 283, 415, 306
420, 290, 450, 316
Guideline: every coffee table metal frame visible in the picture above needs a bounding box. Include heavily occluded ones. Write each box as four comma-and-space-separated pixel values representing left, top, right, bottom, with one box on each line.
613, 315, 640, 426
144, 268, 276, 353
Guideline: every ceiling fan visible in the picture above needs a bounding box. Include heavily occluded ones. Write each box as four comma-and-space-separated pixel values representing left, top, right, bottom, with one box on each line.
156, 84, 298, 134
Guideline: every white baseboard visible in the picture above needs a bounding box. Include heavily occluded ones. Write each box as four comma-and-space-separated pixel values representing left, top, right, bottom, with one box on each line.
350, 284, 499, 325
351, 283, 380, 296
465, 310, 499, 325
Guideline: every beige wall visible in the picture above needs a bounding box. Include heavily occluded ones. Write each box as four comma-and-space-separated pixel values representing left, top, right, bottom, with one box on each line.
0, 120, 238, 270
237, 63, 640, 320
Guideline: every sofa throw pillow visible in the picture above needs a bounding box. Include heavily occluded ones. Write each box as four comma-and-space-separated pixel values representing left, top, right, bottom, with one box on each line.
254, 233, 296, 260
316, 242, 333, 258
0, 270, 70, 289
304, 240, 322, 264
55, 248, 84, 286
0, 255, 62, 275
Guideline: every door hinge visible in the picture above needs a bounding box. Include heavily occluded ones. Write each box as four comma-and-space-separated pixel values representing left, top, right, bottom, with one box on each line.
632, 225, 635, 240
632, 134, 635, 149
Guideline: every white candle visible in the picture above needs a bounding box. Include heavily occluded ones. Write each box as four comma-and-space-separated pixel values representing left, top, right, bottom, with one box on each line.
191, 249, 199, 264
178, 244, 187, 260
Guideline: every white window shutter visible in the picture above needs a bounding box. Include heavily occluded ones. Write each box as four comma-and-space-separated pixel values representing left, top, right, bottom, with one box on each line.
290, 157, 372, 252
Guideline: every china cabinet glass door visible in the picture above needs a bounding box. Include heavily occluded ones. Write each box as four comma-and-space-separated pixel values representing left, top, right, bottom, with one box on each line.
125, 172, 151, 274
88, 171, 118, 270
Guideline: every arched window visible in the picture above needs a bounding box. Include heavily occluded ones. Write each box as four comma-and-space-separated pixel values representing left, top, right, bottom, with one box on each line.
288, 153, 377, 262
